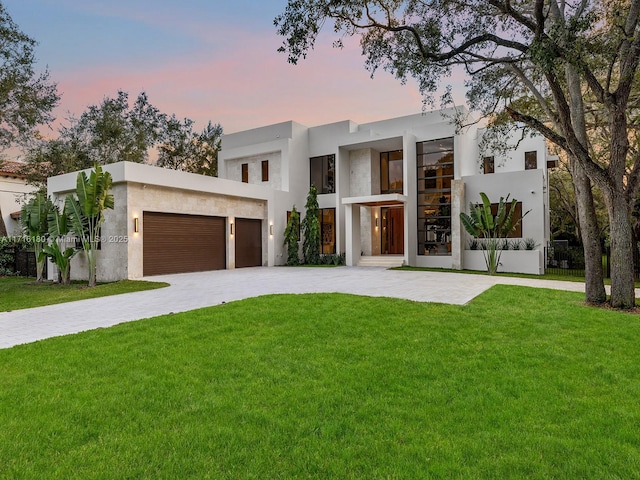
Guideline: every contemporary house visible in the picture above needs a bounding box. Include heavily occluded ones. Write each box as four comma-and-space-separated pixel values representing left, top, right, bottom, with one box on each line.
47, 107, 552, 281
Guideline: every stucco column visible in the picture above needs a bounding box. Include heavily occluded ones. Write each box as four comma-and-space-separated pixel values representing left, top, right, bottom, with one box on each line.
451, 180, 465, 270
345, 204, 361, 266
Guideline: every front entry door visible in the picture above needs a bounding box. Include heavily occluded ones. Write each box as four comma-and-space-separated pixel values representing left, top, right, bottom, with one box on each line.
381, 206, 404, 255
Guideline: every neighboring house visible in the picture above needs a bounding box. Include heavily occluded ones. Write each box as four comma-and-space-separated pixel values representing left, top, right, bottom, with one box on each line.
47, 107, 552, 281
0, 161, 34, 236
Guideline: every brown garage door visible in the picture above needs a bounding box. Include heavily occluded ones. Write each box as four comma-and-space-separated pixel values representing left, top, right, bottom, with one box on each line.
143, 212, 226, 276
235, 218, 262, 268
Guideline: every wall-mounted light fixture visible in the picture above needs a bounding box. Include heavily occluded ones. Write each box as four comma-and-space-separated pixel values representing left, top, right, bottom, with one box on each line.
230, 222, 234, 235
269, 224, 274, 236
375, 217, 379, 228
133, 217, 139, 233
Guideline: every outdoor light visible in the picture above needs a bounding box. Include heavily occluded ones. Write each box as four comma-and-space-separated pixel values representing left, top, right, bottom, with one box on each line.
270, 224, 274, 236
230, 222, 234, 235
133, 217, 139, 233
375, 217, 379, 227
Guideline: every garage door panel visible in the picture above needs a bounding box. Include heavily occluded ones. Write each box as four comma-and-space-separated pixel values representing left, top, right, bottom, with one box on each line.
143, 212, 226, 276
235, 218, 262, 268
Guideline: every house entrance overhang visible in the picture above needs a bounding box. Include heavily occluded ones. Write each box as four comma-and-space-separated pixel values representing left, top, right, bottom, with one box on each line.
341, 193, 408, 207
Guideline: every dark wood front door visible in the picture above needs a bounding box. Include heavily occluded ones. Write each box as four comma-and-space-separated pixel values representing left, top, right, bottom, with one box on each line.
382, 206, 404, 255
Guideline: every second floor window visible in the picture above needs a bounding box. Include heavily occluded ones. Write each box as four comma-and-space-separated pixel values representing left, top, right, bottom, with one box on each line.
525, 151, 537, 170
310, 154, 335, 194
483, 156, 495, 174
262, 160, 269, 182
381, 150, 403, 193
241, 163, 248, 183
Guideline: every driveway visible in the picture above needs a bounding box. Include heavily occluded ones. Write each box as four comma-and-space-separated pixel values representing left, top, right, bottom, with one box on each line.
0, 266, 592, 349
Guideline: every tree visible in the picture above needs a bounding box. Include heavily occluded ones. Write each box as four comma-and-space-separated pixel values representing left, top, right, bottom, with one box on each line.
275, 0, 640, 308
157, 119, 223, 176
43, 204, 77, 285
461, 192, 528, 275
301, 185, 320, 264
65, 165, 114, 287
20, 192, 53, 282
0, 3, 59, 150
284, 205, 301, 265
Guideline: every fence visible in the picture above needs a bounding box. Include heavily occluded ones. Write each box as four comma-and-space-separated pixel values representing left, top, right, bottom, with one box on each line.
13, 249, 42, 278
545, 243, 639, 279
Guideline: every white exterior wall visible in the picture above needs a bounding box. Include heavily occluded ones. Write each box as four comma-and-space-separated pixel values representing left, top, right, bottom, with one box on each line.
0, 175, 35, 236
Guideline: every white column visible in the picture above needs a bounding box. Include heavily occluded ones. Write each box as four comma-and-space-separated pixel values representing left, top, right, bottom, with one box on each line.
451, 180, 465, 270
345, 204, 361, 266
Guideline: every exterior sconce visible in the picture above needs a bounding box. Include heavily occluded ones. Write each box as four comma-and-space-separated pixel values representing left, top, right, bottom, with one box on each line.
375, 217, 379, 228
270, 224, 274, 236
133, 217, 139, 233
230, 222, 234, 235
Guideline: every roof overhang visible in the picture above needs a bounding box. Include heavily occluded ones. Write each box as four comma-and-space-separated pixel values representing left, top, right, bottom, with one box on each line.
341, 193, 408, 207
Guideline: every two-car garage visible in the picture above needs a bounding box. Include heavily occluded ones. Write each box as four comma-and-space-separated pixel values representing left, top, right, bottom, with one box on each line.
142, 212, 262, 276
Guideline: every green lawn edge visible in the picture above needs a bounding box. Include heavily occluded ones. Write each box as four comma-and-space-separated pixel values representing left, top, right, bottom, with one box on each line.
0, 277, 169, 312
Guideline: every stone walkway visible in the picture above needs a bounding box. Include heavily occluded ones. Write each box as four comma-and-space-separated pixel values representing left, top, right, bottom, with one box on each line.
0, 267, 611, 349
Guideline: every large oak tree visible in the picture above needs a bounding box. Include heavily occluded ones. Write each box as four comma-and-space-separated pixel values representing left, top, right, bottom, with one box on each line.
276, 0, 640, 308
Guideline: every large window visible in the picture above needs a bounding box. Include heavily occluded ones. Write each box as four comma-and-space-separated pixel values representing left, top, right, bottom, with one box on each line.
381, 150, 403, 193
310, 154, 335, 194
320, 208, 335, 254
417, 138, 454, 255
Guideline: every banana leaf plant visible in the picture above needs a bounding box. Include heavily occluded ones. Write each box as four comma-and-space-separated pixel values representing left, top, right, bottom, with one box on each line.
460, 192, 528, 275
20, 192, 53, 282
64, 165, 114, 287
42, 205, 77, 285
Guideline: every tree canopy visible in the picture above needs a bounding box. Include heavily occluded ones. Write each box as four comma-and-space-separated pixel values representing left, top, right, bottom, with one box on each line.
276, 0, 640, 308
0, 2, 59, 149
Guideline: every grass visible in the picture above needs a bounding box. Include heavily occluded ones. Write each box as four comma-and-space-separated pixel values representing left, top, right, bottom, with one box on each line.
0, 277, 168, 312
1, 287, 640, 478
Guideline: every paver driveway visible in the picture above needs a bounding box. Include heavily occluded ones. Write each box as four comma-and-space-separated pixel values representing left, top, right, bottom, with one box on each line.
0, 266, 592, 349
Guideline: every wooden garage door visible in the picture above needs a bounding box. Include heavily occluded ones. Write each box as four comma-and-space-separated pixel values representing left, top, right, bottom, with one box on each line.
143, 212, 226, 276
235, 218, 262, 268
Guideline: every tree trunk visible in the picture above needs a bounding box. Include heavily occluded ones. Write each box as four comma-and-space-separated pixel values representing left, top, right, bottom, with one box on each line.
606, 191, 636, 308
570, 157, 607, 303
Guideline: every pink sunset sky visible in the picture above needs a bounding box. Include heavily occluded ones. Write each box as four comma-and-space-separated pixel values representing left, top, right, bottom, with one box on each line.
4, 0, 467, 138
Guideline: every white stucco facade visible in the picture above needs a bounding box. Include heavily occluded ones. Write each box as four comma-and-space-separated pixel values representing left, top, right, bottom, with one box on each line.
48, 107, 552, 281
0, 163, 35, 236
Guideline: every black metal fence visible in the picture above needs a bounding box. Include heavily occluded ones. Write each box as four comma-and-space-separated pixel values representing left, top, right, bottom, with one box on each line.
545, 242, 639, 279
13, 249, 41, 277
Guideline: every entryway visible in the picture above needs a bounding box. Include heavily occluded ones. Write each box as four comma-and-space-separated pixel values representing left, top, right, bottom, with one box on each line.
381, 206, 404, 255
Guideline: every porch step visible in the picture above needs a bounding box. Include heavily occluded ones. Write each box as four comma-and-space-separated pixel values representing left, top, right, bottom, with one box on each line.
357, 256, 404, 268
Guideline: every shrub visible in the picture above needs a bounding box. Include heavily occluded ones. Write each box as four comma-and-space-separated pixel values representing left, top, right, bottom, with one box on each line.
524, 238, 539, 250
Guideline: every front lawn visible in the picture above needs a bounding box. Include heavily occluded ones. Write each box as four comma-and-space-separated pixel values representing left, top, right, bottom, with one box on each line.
1, 286, 639, 478
0, 277, 168, 311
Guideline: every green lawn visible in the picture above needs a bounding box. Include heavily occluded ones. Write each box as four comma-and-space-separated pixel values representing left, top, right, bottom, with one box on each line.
0, 277, 168, 311
1, 287, 640, 478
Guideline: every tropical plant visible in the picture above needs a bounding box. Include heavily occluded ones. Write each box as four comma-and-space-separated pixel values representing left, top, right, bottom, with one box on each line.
20, 193, 53, 282
42, 205, 77, 285
467, 238, 480, 251
65, 165, 114, 287
510, 239, 522, 251
283, 206, 301, 265
460, 193, 528, 275
301, 185, 320, 265
524, 238, 540, 251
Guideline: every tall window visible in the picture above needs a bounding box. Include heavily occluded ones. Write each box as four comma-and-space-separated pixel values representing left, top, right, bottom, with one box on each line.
381, 150, 403, 193
310, 154, 335, 194
416, 138, 454, 256
261, 160, 269, 182
525, 151, 537, 170
319, 208, 335, 254
241, 163, 248, 183
483, 156, 495, 174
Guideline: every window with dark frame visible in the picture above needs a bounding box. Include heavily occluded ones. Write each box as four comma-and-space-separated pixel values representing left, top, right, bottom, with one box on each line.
381, 150, 404, 193
310, 154, 335, 194
416, 138, 454, 256
525, 151, 538, 170
241, 163, 248, 183
262, 160, 269, 182
483, 156, 495, 174
319, 208, 336, 254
